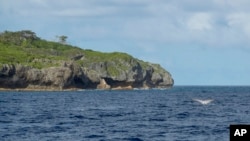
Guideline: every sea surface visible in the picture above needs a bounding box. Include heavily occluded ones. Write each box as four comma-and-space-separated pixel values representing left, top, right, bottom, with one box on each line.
1, 86, 250, 141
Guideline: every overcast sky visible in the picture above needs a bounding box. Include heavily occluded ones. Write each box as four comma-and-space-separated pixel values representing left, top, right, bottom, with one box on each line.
1, 0, 250, 85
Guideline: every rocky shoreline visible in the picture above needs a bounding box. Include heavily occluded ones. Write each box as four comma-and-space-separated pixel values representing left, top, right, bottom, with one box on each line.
0, 84, 173, 91
0, 62, 174, 91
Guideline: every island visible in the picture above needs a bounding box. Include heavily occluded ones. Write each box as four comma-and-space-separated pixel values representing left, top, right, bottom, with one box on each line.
0, 30, 174, 91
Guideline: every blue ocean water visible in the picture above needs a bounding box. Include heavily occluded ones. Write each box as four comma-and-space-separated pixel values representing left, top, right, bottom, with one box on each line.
0, 86, 250, 141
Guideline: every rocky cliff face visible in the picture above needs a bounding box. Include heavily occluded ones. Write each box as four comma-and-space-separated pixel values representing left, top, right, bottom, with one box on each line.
0, 30, 174, 90
0, 61, 174, 90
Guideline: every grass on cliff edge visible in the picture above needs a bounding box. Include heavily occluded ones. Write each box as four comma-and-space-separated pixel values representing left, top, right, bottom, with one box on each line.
0, 30, 160, 71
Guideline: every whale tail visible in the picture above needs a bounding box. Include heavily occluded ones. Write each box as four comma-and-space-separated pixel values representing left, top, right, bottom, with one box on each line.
193, 98, 213, 105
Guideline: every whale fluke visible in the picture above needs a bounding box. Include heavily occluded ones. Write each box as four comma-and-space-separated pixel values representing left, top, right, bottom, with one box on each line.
193, 99, 213, 105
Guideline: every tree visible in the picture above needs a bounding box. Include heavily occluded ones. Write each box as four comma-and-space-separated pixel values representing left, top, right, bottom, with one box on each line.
0, 30, 38, 45
56, 35, 68, 44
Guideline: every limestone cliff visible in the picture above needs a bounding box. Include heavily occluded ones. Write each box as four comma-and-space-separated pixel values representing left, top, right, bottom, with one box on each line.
0, 61, 174, 90
0, 30, 174, 90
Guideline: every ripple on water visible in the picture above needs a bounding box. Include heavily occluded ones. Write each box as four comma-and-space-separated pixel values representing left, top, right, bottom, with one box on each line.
1, 87, 250, 141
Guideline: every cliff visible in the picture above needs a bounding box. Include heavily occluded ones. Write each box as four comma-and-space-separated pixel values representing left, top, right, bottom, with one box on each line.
0, 30, 174, 90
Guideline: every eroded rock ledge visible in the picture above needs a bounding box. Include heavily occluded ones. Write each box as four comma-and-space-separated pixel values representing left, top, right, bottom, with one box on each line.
0, 61, 174, 91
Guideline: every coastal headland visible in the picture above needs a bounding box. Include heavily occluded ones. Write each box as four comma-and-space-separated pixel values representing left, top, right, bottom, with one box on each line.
0, 30, 174, 91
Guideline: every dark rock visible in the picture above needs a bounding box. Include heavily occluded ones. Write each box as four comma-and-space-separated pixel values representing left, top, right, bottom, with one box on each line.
0, 64, 90, 90
0, 58, 173, 90
70, 54, 84, 61
0, 61, 173, 90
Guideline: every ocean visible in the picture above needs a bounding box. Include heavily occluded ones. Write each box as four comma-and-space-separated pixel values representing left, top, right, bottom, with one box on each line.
1, 86, 250, 141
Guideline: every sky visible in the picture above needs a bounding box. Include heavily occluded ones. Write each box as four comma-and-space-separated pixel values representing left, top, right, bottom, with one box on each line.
1, 0, 250, 86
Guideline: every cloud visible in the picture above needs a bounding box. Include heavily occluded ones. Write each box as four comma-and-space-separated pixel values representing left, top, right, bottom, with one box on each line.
2, 0, 250, 49
187, 12, 213, 31
119, 0, 250, 48
53, 7, 116, 17
227, 13, 250, 37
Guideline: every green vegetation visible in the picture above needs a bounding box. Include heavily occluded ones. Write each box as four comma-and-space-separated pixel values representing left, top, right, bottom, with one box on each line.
0, 30, 141, 70
0, 30, 84, 68
83, 50, 133, 62
0, 30, 165, 75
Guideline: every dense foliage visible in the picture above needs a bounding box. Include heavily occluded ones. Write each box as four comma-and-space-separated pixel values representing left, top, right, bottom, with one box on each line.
0, 30, 149, 71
